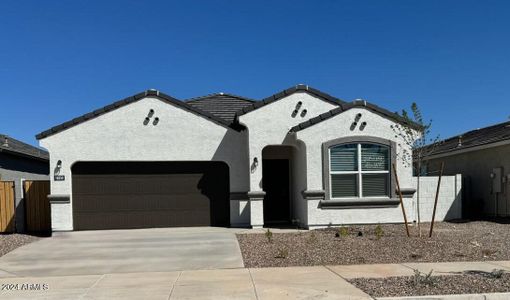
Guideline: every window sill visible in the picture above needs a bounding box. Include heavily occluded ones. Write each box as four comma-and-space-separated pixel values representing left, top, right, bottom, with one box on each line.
319, 198, 400, 209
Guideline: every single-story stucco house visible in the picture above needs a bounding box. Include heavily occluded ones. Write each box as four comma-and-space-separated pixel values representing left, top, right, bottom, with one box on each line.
424, 120, 510, 218
37, 85, 461, 231
0, 134, 49, 232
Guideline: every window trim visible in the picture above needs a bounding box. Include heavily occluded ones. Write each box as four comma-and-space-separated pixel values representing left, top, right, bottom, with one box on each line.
322, 136, 397, 203
329, 143, 390, 199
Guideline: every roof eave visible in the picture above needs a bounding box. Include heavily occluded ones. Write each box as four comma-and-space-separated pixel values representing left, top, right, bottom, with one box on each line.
36, 90, 239, 140
236, 84, 345, 118
289, 101, 422, 133
0, 147, 49, 162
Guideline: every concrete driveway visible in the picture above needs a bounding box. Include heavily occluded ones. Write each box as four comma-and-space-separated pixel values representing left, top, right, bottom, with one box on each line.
0, 227, 244, 277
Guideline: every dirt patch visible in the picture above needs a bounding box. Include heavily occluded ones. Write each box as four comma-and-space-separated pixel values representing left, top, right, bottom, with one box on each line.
0, 234, 40, 257
349, 272, 510, 297
237, 221, 510, 268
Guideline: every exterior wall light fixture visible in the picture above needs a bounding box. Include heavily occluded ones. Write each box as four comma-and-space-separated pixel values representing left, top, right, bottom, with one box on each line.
251, 157, 259, 173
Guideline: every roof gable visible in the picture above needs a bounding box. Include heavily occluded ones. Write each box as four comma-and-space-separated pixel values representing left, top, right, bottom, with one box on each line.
235, 84, 345, 117
36, 90, 237, 140
289, 100, 422, 133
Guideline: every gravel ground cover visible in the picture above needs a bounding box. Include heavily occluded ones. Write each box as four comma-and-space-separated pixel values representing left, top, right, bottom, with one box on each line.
0, 234, 40, 257
237, 221, 510, 268
349, 272, 510, 297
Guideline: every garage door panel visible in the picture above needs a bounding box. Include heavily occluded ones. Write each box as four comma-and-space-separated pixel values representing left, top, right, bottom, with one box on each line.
73, 174, 209, 195
72, 161, 229, 230
73, 194, 211, 211
74, 210, 212, 230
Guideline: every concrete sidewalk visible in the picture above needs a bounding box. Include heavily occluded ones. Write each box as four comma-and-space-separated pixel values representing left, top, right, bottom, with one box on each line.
0, 266, 370, 299
0, 261, 509, 299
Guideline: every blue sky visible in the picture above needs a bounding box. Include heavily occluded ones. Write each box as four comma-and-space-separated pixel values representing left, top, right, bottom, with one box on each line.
1, 1, 509, 146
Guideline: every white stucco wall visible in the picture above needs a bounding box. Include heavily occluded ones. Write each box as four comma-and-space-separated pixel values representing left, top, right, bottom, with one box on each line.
238, 92, 338, 227
413, 174, 462, 222
239, 92, 338, 192
296, 107, 414, 190
40, 96, 250, 230
296, 107, 415, 227
306, 174, 462, 227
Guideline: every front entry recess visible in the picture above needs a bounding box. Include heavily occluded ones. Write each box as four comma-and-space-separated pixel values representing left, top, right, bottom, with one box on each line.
262, 159, 291, 225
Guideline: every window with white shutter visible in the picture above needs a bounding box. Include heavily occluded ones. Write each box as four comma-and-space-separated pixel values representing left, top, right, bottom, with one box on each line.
329, 143, 390, 199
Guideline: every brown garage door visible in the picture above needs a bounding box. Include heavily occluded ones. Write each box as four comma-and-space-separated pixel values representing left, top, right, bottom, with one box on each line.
72, 161, 229, 230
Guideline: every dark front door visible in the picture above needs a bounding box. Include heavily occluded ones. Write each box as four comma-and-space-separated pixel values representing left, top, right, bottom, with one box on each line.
262, 159, 290, 224
72, 161, 230, 230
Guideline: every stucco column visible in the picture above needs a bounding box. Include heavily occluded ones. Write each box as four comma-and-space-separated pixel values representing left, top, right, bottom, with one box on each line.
247, 148, 265, 228
48, 159, 73, 231
247, 191, 265, 228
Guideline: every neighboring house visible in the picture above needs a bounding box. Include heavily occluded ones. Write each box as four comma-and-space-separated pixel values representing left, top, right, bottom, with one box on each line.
423, 120, 510, 218
0, 134, 49, 231
37, 84, 458, 231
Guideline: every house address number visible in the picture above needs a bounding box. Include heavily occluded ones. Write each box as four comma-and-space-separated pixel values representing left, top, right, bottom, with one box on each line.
54, 175, 65, 181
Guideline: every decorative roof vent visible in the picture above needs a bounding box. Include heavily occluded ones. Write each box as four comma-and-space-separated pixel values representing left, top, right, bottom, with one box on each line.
457, 135, 463, 147
2, 137, 8, 147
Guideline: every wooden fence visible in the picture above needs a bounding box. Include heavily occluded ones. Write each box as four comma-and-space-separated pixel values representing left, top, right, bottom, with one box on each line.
23, 180, 51, 232
0, 181, 15, 233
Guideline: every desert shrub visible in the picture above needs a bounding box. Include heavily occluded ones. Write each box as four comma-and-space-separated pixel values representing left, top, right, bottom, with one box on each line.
481, 249, 497, 257
336, 227, 349, 238
412, 269, 436, 286
307, 232, 318, 244
375, 224, 384, 240
265, 229, 273, 243
275, 247, 289, 259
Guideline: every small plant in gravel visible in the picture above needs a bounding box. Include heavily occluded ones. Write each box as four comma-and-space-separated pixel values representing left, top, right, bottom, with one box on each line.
410, 252, 422, 259
265, 229, 273, 243
335, 227, 349, 238
481, 248, 497, 257
307, 232, 318, 244
275, 247, 289, 259
374, 225, 384, 240
412, 269, 436, 286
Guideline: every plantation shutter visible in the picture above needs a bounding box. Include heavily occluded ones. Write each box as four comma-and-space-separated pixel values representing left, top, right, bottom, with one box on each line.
331, 174, 358, 198
330, 144, 358, 171
362, 174, 388, 197
361, 144, 389, 171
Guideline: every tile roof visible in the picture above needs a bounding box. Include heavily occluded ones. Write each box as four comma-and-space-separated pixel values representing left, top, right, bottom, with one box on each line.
236, 84, 345, 117
36, 90, 238, 140
0, 134, 49, 161
36, 85, 422, 141
185, 93, 255, 123
423, 120, 510, 157
289, 100, 422, 133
